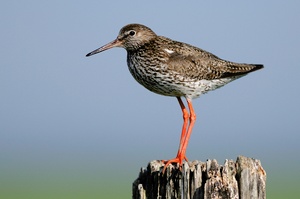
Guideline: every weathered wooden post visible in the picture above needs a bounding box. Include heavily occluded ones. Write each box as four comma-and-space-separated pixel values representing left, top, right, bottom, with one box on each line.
133, 156, 266, 199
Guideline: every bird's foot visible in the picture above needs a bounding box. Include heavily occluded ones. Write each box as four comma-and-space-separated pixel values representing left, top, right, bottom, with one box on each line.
162, 154, 188, 173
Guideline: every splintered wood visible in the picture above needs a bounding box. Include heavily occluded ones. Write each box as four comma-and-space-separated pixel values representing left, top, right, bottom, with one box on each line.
132, 156, 266, 199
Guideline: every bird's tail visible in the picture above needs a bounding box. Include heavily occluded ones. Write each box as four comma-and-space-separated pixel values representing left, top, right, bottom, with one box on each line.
221, 63, 264, 78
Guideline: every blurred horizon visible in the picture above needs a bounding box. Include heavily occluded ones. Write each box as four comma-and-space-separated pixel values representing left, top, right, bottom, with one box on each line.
1, 1, 299, 198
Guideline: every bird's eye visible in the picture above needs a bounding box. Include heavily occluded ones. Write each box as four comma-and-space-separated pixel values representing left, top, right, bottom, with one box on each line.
129, 30, 136, 36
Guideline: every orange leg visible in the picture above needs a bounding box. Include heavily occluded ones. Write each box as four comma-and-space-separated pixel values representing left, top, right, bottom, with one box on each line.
179, 99, 196, 159
176, 97, 189, 158
163, 97, 196, 173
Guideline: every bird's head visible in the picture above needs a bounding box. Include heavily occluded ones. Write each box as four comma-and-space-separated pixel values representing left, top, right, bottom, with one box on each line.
86, 24, 157, 57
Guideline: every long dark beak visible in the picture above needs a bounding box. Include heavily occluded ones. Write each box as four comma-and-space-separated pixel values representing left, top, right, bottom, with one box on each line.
86, 39, 122, 57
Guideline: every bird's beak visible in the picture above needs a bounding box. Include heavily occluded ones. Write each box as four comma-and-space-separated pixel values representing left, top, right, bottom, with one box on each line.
86, 39, 122, 57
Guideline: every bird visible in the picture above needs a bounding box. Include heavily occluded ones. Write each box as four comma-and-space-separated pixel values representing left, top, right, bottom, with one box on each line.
86, 23, 263, 172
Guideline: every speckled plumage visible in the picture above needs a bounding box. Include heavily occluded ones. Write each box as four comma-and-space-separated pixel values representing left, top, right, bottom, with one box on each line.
87, 24, 263, 99
86, 23, 263, 171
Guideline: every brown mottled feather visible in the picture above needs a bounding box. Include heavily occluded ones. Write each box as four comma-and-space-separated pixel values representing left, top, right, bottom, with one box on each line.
156, 36, 263, 80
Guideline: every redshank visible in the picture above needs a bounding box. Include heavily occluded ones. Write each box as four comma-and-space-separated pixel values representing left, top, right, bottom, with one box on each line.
86, 23, 263, 172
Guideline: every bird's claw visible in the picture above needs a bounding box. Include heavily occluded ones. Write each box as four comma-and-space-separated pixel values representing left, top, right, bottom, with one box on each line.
161, 155, 188, 173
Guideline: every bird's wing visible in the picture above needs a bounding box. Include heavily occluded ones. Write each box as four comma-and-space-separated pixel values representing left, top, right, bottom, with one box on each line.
166, 52, 263, 80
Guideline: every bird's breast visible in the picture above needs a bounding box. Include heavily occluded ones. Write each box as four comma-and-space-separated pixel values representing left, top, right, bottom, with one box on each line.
127, 53, 179, 96
126, 53, 196, 98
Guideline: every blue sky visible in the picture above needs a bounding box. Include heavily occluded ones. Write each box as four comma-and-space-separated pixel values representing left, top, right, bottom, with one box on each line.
1, 1, 299, 198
